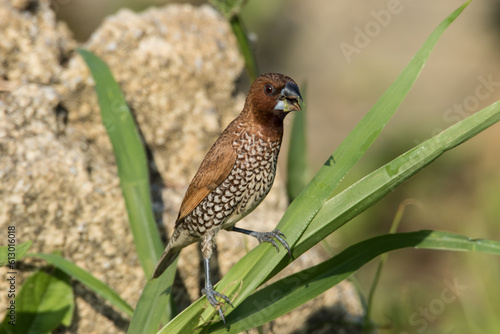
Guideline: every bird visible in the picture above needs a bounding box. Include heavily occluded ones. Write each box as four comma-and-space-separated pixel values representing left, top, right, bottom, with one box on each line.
152, 73, 302, 325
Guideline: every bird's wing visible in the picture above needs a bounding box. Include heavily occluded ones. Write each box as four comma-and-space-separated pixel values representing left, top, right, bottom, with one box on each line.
175, 129, 237, 225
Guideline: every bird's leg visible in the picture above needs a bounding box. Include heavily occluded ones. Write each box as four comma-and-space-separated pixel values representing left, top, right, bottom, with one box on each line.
201, 257, 233, 325
231, 226, 292, 257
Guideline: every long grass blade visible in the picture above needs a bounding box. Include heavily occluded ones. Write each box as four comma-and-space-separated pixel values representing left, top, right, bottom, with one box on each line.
127, 258, 178, 333
78, 48, 174, 327
0, 241, 32, 267
207, 230, 500, 333
78, 49, 163, 278
286, 84, 309, 202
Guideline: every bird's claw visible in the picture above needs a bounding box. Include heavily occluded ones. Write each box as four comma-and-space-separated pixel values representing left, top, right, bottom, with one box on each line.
250, 229, 292, 257
202, 284, 233, 325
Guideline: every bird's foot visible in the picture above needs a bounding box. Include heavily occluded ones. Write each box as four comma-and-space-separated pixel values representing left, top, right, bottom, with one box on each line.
202, 283, 233, 325
249, 229, 292, 257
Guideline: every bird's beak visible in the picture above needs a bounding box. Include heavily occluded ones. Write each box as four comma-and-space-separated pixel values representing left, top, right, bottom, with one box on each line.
275, 82, 302, 112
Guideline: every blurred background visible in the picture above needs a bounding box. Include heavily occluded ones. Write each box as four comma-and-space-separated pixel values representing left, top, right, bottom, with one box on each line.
53, 0, 500, 332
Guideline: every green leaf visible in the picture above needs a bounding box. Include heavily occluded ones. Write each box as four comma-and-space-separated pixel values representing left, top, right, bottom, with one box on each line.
207, 230, 500, 332
286, 84, 309, 202
0, 241, 32, 267
54, 269, 74, 327
0, 270, 73, 334
27, 253, 133, 317
78, 49, 178, 328
77, 49, 163, 279
159, 2, 471, 332
78, 48, 164, 278
127, 259, 178, 334
364, 201, 413, 329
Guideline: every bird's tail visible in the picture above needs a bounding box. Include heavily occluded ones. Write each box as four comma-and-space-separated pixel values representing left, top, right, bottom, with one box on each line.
151, 243, 180, 279
152, 228, 198, 279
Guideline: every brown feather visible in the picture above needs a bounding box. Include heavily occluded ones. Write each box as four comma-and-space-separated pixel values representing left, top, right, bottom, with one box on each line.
175, 119, 239, 225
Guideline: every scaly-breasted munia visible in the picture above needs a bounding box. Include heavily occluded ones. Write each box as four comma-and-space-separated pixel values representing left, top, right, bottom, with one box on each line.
152, 73, 302, 324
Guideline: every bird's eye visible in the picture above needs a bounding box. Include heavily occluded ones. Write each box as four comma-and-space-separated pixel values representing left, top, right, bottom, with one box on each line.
264, 84, 275, 95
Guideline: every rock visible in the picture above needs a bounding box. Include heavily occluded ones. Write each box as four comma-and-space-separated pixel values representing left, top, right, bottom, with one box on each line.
0, 0, 364, 333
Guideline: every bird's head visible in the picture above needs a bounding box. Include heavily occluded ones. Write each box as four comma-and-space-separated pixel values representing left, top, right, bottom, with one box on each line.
245, 73, 302, 121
